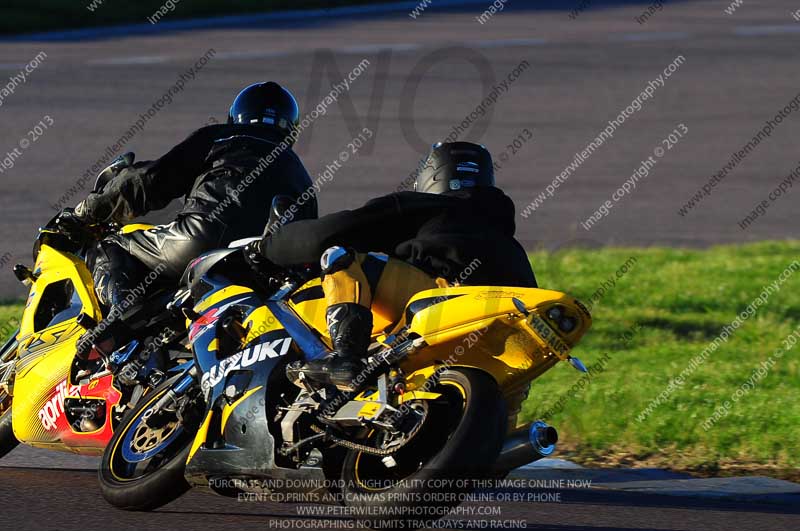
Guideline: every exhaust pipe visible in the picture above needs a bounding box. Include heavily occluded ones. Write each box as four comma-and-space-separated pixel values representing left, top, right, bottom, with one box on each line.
494, 420, 558, 474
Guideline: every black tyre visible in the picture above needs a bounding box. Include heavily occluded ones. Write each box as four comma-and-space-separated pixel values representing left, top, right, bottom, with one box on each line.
0, 333, 19, 460
340, 368, 506, 528
0, 405, 19, 459
98, 377, 195, 511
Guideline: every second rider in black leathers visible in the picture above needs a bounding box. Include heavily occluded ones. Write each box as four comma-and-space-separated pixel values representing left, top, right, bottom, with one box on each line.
75, 82, 317, 353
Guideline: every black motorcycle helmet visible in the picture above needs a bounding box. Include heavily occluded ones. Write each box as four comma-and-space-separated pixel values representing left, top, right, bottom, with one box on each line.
414, 141, 495, 194
228, 82, 300, 142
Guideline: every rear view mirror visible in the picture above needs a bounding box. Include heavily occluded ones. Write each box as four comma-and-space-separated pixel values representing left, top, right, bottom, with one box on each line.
268, 195, 294, 229
94, 152, 135, 193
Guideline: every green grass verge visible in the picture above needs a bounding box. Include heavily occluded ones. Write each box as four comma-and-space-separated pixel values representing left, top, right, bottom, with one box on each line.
520, 241, 800, 477
2, 241, 797, 475
0, 304, 21, 342
2, 0, 395, 36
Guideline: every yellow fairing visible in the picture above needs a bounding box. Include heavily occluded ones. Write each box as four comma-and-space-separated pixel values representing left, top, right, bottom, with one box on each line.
187, 411, 214, 463
12, 244, 102, 446
242, 305, 285, 342
288, 278, 395, 347
18, 244, 101, 340
396, 286, 592, 421
194, 285, 253, 314
287, 279, 328, 340
289, 282, 591, 393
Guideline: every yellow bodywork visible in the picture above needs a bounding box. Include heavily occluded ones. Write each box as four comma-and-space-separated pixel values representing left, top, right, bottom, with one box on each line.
288, 282, 592, 428
9, 222, 154, 450
11, 244, 101, 447
188, 410, 214, 462
395, 286, 591, 423
195, 285, 253, 314
289, 278, 396, 347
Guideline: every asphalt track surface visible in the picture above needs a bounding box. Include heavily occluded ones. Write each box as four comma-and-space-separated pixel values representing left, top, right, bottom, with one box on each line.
1, 0, 800, 295
0, 463, 798, 531
1, 1, 800, 529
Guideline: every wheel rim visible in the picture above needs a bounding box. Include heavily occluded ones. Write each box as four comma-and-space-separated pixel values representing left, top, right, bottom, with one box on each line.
109, 389, 191, 483
351, 379, 467, 492
121, 413, 183, 462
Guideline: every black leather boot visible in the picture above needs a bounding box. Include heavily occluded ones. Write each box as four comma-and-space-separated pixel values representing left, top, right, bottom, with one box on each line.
75, 283, 137, 361
288, 303, 373, 391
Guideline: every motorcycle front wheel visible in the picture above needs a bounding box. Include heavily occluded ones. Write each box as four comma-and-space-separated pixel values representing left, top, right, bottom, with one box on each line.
98, 376, 195, 511
0, 404, 19, 460
0, 334, 19, 459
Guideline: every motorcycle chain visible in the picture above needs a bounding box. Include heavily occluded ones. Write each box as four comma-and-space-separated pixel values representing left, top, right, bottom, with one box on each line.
310, 424, 396, 457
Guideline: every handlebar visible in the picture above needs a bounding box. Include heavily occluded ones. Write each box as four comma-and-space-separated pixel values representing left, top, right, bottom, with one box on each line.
32, 209, 117, 262
52, 209, 116, 242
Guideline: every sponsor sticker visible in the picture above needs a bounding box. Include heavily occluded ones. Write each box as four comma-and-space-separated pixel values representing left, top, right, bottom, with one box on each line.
38, 380, 79, 431
200, 336, 292, 391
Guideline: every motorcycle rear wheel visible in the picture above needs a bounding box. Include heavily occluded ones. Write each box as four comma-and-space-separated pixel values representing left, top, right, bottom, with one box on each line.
98, 377, 193, 511
339, 367, 506, 528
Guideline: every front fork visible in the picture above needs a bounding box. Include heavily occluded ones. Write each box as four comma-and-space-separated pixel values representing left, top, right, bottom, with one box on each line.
143, 364, 198, 429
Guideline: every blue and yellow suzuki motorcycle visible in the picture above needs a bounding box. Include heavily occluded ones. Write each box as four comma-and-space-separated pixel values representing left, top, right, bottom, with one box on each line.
98, 230, 592, 522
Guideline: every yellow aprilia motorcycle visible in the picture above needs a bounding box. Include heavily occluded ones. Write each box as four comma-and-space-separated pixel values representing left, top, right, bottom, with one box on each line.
0, 157, 191, 460
99, 244, 592, 522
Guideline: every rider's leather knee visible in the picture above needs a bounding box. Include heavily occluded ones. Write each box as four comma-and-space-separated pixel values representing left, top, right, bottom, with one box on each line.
320, 246, 356, 277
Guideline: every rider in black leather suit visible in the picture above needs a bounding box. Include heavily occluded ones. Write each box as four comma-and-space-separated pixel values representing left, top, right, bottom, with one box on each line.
75, 82, 317, 352
249, 142, 536, 390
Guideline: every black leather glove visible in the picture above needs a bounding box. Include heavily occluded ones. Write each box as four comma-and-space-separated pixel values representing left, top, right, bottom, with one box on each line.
54, 208, 88, 238
73, 152, 136, 226
74, 193, 114, 224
